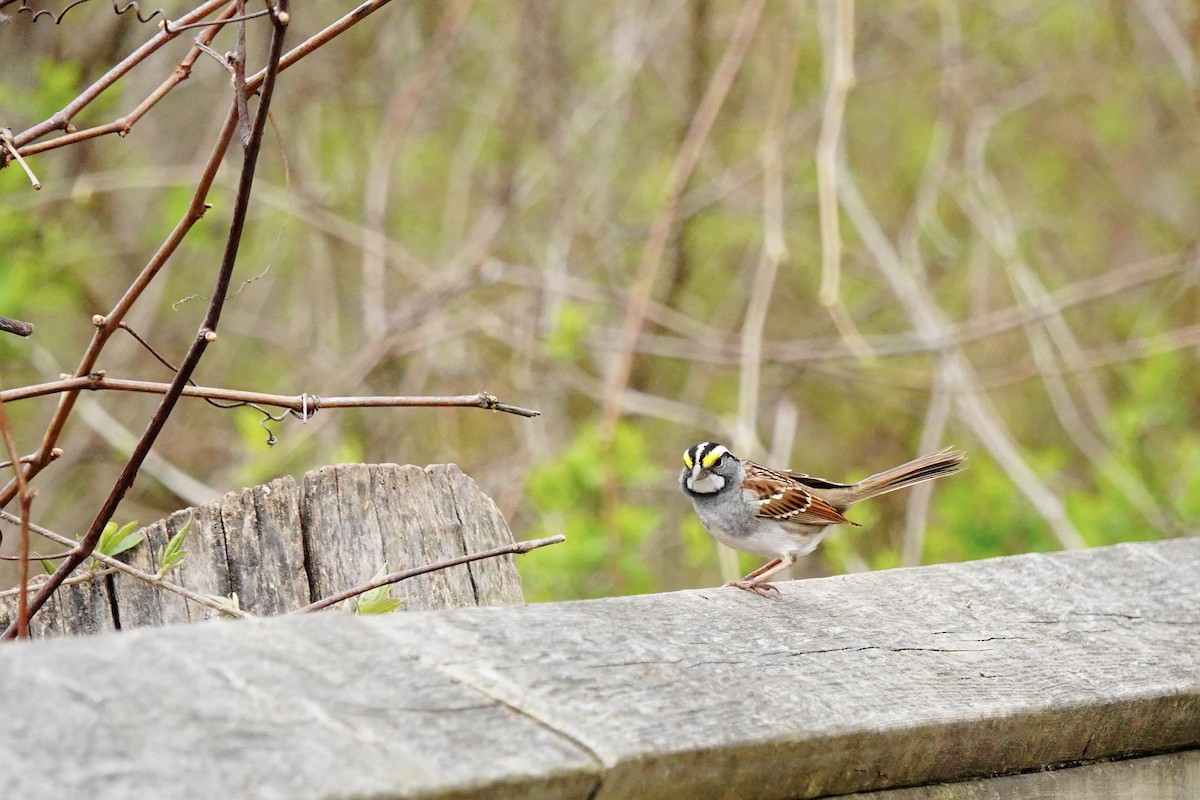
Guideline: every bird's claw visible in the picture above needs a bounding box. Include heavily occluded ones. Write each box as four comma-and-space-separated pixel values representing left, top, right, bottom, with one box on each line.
726, 579, 780, 598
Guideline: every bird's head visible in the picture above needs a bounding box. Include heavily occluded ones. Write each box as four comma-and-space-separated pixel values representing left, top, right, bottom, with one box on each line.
680, 442, 739, 496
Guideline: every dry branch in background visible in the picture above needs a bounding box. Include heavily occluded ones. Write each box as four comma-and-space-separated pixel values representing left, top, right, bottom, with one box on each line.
599, 0, 768, 441
0, 1, 526, 636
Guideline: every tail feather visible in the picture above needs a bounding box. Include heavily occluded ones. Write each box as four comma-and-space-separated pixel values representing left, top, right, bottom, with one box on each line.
851, 447, 967, 502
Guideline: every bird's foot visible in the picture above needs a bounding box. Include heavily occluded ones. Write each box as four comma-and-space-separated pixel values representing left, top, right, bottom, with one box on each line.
726, 579, 779, 598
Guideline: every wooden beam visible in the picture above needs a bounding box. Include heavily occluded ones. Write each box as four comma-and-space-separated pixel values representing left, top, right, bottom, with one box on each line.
0, 539, 1196, 799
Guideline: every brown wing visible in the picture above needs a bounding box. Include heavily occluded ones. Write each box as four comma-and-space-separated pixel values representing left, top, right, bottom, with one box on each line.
742, 463, 858, 527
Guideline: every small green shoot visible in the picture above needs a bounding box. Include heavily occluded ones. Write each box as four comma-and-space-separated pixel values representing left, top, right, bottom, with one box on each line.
157, 518, 191, 576
343, 563, 404, 616
91, 520, 142, 570
204, 591, 241, 619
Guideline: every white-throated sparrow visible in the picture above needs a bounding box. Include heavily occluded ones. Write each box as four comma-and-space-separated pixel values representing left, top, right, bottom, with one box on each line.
680, 442, 967, 596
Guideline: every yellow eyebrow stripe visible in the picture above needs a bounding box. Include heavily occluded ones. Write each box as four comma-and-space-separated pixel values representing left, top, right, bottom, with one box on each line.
701, 449, 724, 468
683, 453, 694, 468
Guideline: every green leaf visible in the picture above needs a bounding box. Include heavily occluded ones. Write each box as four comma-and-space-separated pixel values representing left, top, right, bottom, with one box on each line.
40, 559, 55, 575
204, 592, 241, 619
354, 595, 404, 616
97, 519, 143, 558
347, 563, 405, 616
158, 518, 191, 575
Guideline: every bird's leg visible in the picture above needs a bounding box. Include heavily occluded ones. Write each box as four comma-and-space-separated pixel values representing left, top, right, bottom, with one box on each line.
739, 558, 781, 581
728, 553, 797, 597
724, 558, 781, 594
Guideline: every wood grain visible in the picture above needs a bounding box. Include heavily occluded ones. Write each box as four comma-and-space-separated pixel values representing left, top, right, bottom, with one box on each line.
0, 540, 1195, 799
0, 463, 522, 634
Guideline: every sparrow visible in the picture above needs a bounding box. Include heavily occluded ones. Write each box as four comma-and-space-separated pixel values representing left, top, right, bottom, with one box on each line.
680, 442, 966, 596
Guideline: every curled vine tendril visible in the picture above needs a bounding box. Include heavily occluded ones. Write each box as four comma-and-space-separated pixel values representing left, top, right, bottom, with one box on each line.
15, 0, 165, 25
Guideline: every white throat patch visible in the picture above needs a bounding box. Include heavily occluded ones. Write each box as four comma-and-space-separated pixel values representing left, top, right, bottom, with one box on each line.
688, 471, 725, 494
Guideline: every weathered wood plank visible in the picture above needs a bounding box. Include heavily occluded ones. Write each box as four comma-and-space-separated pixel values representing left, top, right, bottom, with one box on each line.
0, 463, 523, 634
843, 750, 1200, 799
301, 463, 387, 605
220, 475, 309, 615
0, 613, 599, 800
366, 539, 1200, 800
0, 540, 1195, 799
438, 464, 525, 605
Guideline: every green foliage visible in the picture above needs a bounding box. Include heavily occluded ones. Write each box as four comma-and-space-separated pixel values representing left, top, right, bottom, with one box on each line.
521, 422, 663, 600
928, 457, 1061, 563
341, 564, 404, 615
542, 302, 593, 363
94, 520, 143, 563
0, 59, 84, 127
204, 592, 242, 619
157, 521, 190, 576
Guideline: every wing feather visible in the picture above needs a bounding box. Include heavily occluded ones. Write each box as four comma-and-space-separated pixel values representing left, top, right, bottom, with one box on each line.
742, 463, 857, 527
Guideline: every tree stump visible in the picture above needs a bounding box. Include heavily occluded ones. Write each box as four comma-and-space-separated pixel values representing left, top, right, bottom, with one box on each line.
0, 464, 524, 638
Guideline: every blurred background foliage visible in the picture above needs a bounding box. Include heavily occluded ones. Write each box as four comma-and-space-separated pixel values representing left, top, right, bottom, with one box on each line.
1, 0, 1197, 602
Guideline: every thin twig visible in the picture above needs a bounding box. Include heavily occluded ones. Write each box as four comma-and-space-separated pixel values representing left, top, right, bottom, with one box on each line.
0, 567, 119, 601
0, 133, 41, 189
0, 402, 33, 638
296, 535, 565, 613
0, 316, 35, 337
0, 376, 540, 418
167, 6, 271, 33
0, 511, 254, 619
0, 548, 73, 562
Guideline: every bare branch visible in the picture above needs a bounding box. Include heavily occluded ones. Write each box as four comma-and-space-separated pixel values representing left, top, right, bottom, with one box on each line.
1, 3, 292, 638
0, 132, 40, 189
0, 375, 540, 418
15, 2, 241, 159
0, 448, 61, 471
296, 535, 565, 613
10, 0, 233, 149
0, 315, 35, 338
